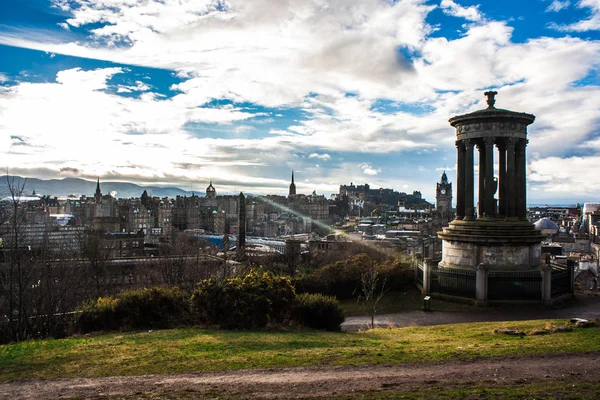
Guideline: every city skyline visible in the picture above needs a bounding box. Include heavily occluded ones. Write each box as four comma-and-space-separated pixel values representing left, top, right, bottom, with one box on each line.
0, 0, 599, 203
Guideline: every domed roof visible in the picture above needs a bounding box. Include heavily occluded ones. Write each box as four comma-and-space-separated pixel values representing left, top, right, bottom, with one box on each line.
534, 218, 559, 232
449, 91, 535, 127
206, 181, 215, 192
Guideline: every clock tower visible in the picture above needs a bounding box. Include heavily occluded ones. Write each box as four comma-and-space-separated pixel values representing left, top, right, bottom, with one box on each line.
436, 171, 452, 218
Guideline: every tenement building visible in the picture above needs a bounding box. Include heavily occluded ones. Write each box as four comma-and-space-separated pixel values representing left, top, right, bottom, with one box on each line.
419, 91, 574, 305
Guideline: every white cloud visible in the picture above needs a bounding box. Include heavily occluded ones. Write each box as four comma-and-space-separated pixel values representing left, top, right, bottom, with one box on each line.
359, 162, 381, 176
0, 0, 435, 106
529, 156, 600, 198
117, 80, 150, 93
55, 67, 123, 91
309, 153, 331, 160
0, 73, 6, 83
440, 0, 483, 22
436, 166, 456, 172
0, 67, 270, 185
0, 0, 599, 200
550, 0, 600, 31
546, 0, 571, 12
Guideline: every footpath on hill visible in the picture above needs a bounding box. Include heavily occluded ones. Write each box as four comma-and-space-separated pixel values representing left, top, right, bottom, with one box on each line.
342, 294, 600, 332
1, 352, 599, 399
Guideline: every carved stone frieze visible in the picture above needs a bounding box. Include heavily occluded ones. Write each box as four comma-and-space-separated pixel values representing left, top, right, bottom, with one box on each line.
456, 122, 527, 134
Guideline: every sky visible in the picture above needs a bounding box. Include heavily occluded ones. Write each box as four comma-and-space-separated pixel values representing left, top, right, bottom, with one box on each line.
0, 0, 598, 204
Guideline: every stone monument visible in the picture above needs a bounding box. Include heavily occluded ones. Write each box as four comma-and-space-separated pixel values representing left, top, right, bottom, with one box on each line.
435, 91, 549, 302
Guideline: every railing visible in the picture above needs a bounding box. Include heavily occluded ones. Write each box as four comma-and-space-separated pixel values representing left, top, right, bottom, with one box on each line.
415, 258, 573, 302
431, 266, 476, 298
416, 261, 424, 285
550, 263, 573, 298
488, 271, 541, 301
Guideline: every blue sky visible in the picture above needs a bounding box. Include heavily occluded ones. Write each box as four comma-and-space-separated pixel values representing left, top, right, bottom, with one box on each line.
0, 0, 599, 204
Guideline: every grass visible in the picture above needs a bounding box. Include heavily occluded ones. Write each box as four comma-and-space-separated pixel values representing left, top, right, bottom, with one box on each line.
339, 289, 479, 316
1, 319, 598, 382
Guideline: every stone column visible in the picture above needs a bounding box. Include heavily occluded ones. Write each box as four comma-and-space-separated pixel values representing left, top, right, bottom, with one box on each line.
516, 139, 528, 220
464, 140, 475, 220
422, 259, 431, 294
540, 265, 552, 304
568, 260, 575, 294
497, 140, 506, 218
455, 140, 465, 220
477, 140, 485, 218
484, 137, 495, 218
505, 138, 517, 220
475, 264, 488, 302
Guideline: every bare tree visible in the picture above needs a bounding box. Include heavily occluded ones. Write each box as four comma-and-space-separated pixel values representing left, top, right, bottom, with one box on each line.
0, 174, 101, 341
29, 233, 89, 339
81, 230, 116, 298
0, 174, 31, 341
154, 232, 219, 291
357, 262, 388, 329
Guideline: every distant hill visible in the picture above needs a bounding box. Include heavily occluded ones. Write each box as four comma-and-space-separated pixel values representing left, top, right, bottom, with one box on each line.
0, 177, 196, 199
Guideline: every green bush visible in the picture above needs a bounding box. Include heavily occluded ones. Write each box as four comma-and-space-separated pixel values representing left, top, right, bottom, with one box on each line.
292, 293, 345, 331
307, 254, 374, 299
292, 275, 328, 296
378, 260, 414, 291
78, 286, 190, 332
116, 286, 190, 329
78, 296, 120, 333
298, 255, 414, 299
191, 270, 296, 329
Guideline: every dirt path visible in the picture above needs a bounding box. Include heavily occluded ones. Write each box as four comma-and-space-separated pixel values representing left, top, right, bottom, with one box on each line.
342, 294, 600, 332
2, 352, 599, 399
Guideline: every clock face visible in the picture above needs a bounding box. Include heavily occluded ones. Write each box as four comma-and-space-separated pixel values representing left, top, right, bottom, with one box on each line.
440, 189, 446, 194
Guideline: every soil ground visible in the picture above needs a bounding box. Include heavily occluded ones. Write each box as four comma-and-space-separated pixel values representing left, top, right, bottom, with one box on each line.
1, 352, 599, 399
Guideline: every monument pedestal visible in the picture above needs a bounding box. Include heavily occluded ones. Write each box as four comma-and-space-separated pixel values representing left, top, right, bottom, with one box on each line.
438, 220, 545, 271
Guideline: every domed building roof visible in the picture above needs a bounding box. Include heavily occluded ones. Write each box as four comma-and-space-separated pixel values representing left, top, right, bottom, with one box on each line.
534, 218, 559, 235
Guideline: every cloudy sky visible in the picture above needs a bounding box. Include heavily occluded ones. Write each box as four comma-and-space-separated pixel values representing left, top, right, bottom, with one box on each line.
0, 0, 598, 204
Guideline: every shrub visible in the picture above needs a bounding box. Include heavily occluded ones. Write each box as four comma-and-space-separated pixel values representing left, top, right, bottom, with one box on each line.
78, 296, 120, 333
115, 286, 190, 329
77, 286, 190, 332
298, 255, 415, 299
292, 275, 328, 296
292, 293, 345, 331
191, 270, 296, 329
378, 259, 414, 291
307, 254, 369, 299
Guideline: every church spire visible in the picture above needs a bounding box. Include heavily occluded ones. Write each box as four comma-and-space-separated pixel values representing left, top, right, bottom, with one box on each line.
95, 177, 102, 202
289, 171, 296, 196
